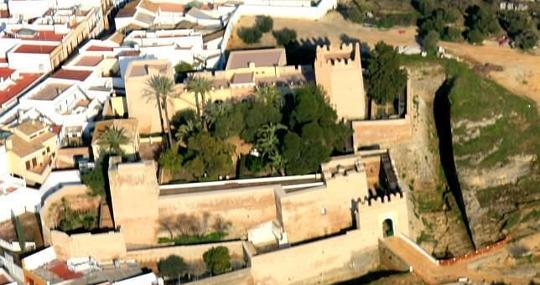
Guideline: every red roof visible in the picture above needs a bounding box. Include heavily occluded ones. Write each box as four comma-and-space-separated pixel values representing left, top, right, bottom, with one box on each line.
52, 69, 92, 81
14, 44, 57, 54
48, 260, 83, 280
158, 3, 185, 12
3, 30, 65, 41
0, 73, 41, 106
0, 58, 7, 63
0, 67, 14, 81
86, 45, 114, 52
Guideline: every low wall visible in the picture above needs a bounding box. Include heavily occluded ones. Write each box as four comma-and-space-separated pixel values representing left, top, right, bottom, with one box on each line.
39, 184, 98, 245
0, 187, 40, 222
125, 241, 244, 263
184, 268, 252, 285
50, 230, 127, 262
249, 229, 379, 285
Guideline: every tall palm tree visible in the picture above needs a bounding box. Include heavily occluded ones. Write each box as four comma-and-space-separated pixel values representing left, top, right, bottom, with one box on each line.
255, 85, 282, 108
147, 75, 176, 147
186, 76, 212, 125
255, 123, 287, 175
97, 125, 129, 156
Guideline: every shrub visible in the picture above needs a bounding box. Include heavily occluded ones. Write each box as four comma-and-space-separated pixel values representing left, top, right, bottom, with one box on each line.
514, 29, 538, 50
158, 255, 187, 279
255, 16, 273, 33
272, 28, 297, 46
237, 27, 262, 44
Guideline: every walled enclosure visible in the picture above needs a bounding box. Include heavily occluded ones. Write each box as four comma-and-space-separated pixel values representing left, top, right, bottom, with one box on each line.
352, 71, 414, 149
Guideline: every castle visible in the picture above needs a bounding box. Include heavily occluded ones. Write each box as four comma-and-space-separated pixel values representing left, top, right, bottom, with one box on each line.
38, 149, 412, 284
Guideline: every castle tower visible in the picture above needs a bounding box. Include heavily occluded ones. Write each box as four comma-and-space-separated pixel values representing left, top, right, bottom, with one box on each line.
108, 158, 159, 247
314, 42, 366, 120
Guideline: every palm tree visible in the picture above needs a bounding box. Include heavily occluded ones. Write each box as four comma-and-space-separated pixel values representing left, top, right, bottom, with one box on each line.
96, 125, 129, 156
204, 101, 230, 129
147, 75, 176, 147
255, 85, 283, 108
175, 119, 199, 146
186, 76, 212, 125
255, 123, 287, 175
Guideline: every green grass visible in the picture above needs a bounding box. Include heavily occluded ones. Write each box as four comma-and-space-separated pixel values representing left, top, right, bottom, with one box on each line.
504, 212, 521, 231
521, 209, 540, 223
158, 231, 226, 245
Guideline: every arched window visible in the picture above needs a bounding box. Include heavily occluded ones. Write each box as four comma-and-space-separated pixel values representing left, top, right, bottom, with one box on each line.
382, 218, 394, 237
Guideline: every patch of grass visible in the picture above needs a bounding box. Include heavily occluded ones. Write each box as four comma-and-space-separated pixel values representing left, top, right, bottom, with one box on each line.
158, 231, 226, 245
476, 186, 505, 208
416, 192, 444, 213
521, 209, 540, 223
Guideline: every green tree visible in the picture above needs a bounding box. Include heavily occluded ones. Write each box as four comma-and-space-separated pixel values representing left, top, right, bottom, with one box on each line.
242, 100, 282, 142
441, 26, 462, 41
284, 84, 351, 174
174, 61, 193, 82
237, 27, 262, 44
14, 215, 26, 252
255, 16, 273, 33
272, 28, 297, 46
147, 75, 176, 147
464, 5, 500, 43
158, 255, 188, 279
203, 246, 231, 275
96, 125, 129, 156
366, 42, 408, 104
186, 76, 212, 123
183, 132, 234, 180
422, 30, 440, 54
255, 123, 287, 175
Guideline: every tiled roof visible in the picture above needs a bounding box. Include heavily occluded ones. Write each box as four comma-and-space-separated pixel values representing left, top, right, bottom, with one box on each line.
158, 3, 185, 13
52, 69, 92, 81
74, 56, 104, 67
30, 82, 72, 101
226, 48, 286, 70
0, 73, 41, 106
139, 0, 159, 13
116, 0, 140, 17
13, 44, 57, 54
0, 67, 14, 81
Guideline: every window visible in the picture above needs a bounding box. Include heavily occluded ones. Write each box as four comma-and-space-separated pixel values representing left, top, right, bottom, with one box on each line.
32, 158, 37, 167
26, 161, 31, 170
46, 146, 50, 153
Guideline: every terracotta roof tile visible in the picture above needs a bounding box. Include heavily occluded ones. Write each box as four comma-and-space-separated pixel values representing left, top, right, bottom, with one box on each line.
52, 69, 92, 81
13, 44, 57, 54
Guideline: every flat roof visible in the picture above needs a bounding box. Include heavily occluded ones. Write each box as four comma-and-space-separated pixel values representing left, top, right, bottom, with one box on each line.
52, 69, 92, 81
30, 82, 72, 100
9, 129, 56, 157
0, 73, 41, 106
226, 48, 286, 70
74, 56, 103, 66
13, 44, 57, 54
92, 118, 139, 144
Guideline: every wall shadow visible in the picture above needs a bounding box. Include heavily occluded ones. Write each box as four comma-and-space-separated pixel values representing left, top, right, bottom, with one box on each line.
433, 77, 476, 249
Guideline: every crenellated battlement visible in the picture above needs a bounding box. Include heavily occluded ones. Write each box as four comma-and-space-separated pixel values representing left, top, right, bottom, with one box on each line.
315, 42, 361, 67
360, 191, 406, 207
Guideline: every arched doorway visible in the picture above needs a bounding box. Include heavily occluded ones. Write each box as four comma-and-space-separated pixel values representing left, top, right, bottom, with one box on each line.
382, 218, 394, 237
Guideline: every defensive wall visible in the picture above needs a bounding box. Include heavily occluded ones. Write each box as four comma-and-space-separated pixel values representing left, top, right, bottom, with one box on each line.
49, 230, 127, 262
352, 72, 414, 149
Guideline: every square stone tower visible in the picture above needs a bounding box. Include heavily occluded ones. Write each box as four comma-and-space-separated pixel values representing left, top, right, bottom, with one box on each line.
314, 42, 366, 120
108, 159, 159, 247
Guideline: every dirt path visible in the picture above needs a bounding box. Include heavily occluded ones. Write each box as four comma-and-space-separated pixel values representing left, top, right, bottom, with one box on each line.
228, 12, 540, 108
